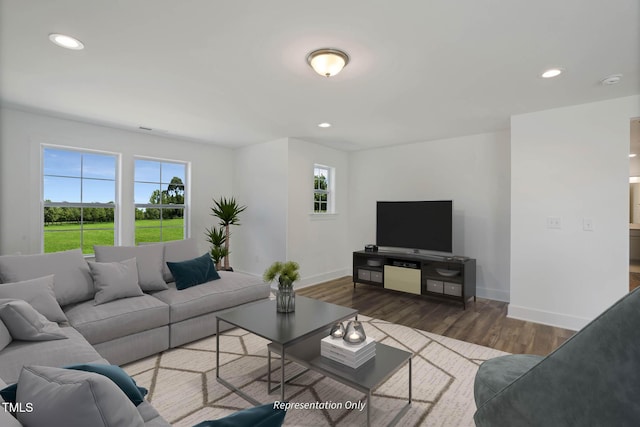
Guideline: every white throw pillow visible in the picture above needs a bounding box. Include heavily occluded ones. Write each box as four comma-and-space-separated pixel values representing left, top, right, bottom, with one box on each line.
88, 258, 144, 305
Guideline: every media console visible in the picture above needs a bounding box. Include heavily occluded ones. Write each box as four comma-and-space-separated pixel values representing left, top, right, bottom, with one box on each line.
352, 250, 476, 309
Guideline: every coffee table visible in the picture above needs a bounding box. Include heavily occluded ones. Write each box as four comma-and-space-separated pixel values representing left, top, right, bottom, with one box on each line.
215, 295, 357, 404
268, 334, 412, 427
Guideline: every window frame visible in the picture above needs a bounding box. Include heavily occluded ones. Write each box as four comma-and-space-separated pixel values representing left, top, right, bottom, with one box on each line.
313, 164, 335, 214
41, 144, 121, 254
133, 156, 190, 243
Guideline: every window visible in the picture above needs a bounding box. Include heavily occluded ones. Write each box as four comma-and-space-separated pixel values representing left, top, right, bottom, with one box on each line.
134, 159, 187, 243
42, 147, 118, 254
313, 165, 333, 213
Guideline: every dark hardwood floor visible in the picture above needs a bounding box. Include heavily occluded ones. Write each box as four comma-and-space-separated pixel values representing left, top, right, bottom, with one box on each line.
297, 276, 575, 356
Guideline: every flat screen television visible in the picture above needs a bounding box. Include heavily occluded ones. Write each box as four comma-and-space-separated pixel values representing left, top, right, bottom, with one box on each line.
376, 200, 453, 254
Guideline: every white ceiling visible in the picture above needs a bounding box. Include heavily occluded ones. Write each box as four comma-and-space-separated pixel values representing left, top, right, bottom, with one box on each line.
1, 0, 638, 151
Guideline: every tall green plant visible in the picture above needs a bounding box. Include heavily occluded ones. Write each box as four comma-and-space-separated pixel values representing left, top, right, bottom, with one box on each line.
204, 226, 227, 269
210, 197, 247, 270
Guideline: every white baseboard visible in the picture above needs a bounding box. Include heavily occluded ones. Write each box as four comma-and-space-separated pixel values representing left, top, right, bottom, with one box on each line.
508, 304, 587, 331
476, 286, 510, 302
234, 268, 351, 292
295, 269, 351, 289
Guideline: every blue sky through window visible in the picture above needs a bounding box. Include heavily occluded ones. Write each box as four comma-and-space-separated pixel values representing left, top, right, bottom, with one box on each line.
43, 148, 116, 203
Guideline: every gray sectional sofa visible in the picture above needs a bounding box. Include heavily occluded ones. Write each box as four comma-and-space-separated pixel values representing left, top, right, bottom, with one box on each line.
0, 238, 270, 426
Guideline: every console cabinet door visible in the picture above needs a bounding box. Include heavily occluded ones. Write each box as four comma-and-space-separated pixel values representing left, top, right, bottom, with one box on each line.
384, 266, 421, 295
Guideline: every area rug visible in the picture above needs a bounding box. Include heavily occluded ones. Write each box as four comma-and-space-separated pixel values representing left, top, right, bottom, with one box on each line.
122, 315, 508, 426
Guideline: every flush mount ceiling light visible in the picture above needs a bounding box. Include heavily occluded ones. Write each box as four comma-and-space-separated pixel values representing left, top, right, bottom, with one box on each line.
541, 68, 563, 78
49, 33, 84, 50
307, 48, 349, 77
318, 122, 332, 128
630, 154, 637, 158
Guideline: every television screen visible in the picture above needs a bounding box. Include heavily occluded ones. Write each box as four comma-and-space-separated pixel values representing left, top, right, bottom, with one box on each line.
376, 200, 453, 253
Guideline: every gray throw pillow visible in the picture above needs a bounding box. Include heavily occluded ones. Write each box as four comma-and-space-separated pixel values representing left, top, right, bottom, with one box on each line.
0, 275, 67, 323
16, 365, 145, 427
0, 300, 67, 341
162, 238, 200, 282
0, 249, 94, 306
0, 318, 11, 351
94, 245, 168, 292
88, 258, 144, 305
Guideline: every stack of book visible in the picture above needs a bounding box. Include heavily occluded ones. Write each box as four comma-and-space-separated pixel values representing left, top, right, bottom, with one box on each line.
320, 336, 376, 368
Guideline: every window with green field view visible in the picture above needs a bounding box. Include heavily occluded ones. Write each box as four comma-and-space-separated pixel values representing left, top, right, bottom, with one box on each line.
43, 147, 117, 254
134, 159, 187, 244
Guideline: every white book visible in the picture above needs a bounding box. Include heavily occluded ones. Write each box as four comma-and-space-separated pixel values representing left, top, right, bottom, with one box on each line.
321, 341, 376, 360
322, 345, 376, 364
321, 336, 376, 356
322, 350, 376, 368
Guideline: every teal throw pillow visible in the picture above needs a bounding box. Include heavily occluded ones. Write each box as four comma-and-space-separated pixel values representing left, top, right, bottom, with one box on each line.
64, 363, 147, 406
0, 383, 16, 403
192, 403, 287, 427
0, 363, 147, 407
167, 253, 220, 290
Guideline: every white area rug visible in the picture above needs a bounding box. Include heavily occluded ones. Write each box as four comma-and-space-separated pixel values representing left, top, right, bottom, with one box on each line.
123, 315, 507, 426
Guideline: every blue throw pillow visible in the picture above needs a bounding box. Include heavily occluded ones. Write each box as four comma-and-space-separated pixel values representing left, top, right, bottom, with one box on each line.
167, 253, 220, 290
192, 403, 287, 427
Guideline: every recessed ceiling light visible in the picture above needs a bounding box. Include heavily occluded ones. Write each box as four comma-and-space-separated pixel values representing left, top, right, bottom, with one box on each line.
630, 154, 637, 158
541, 68, 563, 78
601, 74, 623, 85
318, 122, 332, 128
49, 33, 84, 50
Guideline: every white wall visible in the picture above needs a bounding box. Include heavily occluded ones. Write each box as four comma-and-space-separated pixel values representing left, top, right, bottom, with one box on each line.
348, 131, 511, 301
232, 138, 288, 276
510, 96, 640, 330
232, 137, 350, 287
0, 107, 233, 255
288, 138, 350, 286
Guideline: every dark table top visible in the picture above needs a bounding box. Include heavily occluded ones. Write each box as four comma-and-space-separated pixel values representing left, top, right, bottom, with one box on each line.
216, 295, 358, 346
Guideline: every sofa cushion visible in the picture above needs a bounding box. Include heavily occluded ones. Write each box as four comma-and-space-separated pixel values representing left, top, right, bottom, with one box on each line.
192, 403, 287, 427
0, 249, 94, 306
0, 326, 107, 384
88, 258, 144, 305
15, 365, 144, 427
151, 271, 269, 323
167, 253, 220, 290
161, 238, 200, 282
64, 295, 169, 345
0, 275, 67, 323
0, 317, 12, 352
0, 300, 67, 341
64, 364, 147, 406
94, 245, 168, 291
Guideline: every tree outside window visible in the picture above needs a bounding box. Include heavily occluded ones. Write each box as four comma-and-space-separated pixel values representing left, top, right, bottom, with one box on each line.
42, 147, 117, 254
134, 159, 187, 243
314, 165, 333, 213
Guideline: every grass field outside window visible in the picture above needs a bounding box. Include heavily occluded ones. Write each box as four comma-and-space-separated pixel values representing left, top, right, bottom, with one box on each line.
44, 218, 184, 253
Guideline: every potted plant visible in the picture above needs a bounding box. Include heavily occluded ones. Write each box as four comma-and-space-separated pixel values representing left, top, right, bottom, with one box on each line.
204, 225, 227, 270
210, 196, 247, 271
263, 261, 300, 313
